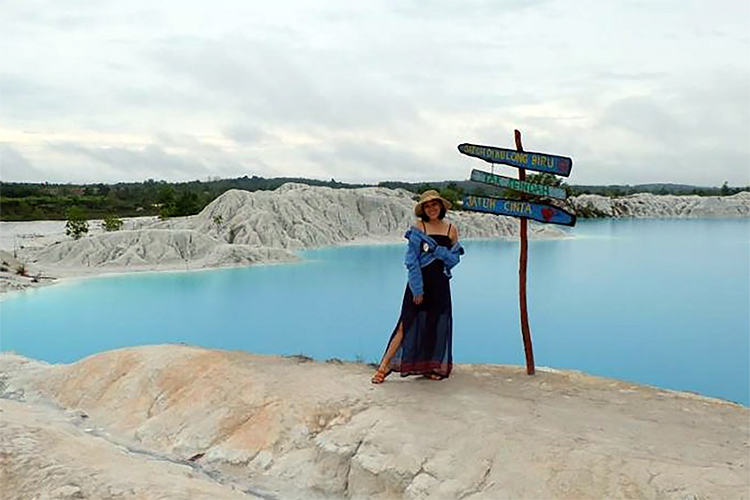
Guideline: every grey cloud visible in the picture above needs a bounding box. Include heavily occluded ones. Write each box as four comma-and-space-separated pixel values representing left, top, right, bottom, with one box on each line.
222, 125, 268, 145
588, 148, 750, 186
601, 96, 682, 144
600, 71, 750, 149
393, 0, 551, 19
0, 1, 156, 33
0, 1, 747, 186
49, 143, 217, 182
0, 74, 79, 120
47, 137, 279, 183
0, 144, 47, 182
303, 138, 441, 183
591, 70, 670, 82
142, 29, 533, 139
146, 35, 424, 133
149, 134, 273, 175
463, 69, 749, 186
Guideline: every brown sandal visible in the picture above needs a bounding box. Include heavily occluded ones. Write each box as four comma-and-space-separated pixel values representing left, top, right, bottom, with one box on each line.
371, 369, 391, 384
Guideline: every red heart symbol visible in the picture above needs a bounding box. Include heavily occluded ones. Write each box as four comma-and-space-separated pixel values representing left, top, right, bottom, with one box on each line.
541, 208, 554, 221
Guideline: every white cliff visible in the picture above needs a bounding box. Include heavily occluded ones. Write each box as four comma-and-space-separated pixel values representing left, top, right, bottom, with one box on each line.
569, 191, 750, 218
1, 345, 747, 500
27, 229, 298, 276
151, 183, 562, 249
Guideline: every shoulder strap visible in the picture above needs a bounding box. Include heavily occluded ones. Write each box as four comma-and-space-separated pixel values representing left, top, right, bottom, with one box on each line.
421, 221, 426, 233
447, 223, 452, 236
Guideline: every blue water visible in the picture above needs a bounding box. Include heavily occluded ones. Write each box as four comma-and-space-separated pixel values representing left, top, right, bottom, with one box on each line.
1, 219, 748, 405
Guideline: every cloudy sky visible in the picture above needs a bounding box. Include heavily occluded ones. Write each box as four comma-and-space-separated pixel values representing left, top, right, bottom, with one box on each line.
1, 0, 748, 186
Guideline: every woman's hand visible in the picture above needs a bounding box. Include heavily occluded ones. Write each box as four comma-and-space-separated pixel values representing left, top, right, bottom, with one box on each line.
413, 293, 424, 305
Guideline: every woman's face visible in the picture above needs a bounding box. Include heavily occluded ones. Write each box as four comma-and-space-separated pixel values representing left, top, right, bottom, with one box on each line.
422, 200, 442, 220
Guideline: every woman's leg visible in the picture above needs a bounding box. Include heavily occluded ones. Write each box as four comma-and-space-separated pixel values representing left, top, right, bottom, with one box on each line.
380, 321, 404, 370
372, 321, 404, 383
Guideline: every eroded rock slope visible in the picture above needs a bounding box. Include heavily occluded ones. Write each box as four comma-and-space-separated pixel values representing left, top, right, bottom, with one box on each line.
2, 346, 747, 500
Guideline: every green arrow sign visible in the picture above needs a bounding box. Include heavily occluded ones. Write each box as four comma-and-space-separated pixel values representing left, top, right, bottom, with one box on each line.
470, 169, 567, 200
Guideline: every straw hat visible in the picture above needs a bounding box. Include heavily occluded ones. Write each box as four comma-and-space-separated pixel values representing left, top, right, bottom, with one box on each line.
414, 190, 452, 217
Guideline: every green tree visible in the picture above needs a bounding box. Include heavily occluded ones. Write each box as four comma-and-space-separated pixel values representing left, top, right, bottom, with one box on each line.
439, 187, 462, 209
173, 191, 200, 216
446, 182, 462, 194
526, 172, 562, 187
157, 185, 176, 206
720, 181, 730, 196
65, 206, 89, 240
29, 207, 44, 220
101, 214, 124, 232
472, 186, 487, 197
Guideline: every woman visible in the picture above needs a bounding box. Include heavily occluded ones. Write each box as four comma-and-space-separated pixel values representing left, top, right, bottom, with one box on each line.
372, 190, 464, 383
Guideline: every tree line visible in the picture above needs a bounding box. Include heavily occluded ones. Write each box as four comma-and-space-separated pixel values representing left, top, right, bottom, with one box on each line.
0, 175, 746, 222
0, 176, 366, 221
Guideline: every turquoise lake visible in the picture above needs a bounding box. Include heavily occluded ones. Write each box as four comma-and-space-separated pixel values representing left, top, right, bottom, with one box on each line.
1, 219, 748, 405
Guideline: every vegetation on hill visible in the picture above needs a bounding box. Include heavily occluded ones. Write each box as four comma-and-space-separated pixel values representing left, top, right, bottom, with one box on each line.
0, 175, 746, 222
0, 176, 366, 221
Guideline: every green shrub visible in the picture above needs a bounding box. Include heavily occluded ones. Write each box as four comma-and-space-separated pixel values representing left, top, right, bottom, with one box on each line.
65, 206, 89, 240
101, 215, 124, 232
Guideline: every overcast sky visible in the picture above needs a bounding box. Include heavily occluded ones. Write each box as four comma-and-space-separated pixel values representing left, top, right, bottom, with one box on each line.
1, 0, 748, 186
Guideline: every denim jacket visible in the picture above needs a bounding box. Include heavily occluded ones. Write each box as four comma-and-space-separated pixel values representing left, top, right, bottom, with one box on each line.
404, 227, 465, 296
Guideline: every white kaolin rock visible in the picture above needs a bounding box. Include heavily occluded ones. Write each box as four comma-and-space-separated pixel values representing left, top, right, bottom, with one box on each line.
569, 191, 750, 218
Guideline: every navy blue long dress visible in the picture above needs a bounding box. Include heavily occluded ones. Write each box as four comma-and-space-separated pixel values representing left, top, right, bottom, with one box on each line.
387, 231, 453, 378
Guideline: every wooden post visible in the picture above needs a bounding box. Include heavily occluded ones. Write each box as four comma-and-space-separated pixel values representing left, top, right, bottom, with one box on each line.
514, 129, 535, 375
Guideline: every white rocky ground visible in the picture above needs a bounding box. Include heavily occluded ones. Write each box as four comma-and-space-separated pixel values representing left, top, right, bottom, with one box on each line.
569, 191, 750, 218
142, 183, 564, 248
1, 345, 747, 500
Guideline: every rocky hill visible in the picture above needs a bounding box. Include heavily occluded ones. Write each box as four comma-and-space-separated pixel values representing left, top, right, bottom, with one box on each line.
14, 184, 564, 281
1, 345, 747, 500
569, 191, 750, 218
29, 229, 298, 275
152, 183, 562, 248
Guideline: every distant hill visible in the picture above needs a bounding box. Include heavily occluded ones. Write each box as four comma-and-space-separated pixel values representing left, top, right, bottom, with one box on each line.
0, 176, 747, 222
379, 179, 747, 198
568, 183, 733, 196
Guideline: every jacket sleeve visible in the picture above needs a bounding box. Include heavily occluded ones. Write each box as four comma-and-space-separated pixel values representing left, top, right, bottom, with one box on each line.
433, 242, 465, 272
404, 230, 424, 295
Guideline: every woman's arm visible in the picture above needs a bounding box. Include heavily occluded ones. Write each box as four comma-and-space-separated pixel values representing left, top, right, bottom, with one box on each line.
404, 230, 424, 296
449, 223, 459, 244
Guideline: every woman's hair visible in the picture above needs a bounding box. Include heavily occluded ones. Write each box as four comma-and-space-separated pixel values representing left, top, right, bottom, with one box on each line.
419, 202, 446, 221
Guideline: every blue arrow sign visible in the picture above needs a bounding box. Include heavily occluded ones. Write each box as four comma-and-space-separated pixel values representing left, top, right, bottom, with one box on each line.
458, 143, 573, 177
470, 169, 568, 200
462, 195, 576, 226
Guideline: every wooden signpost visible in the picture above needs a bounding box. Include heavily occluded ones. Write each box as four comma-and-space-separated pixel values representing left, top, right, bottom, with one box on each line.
458, 130, 575, 375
